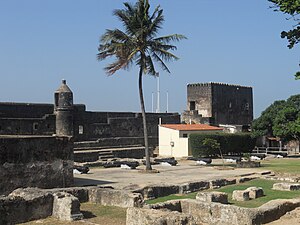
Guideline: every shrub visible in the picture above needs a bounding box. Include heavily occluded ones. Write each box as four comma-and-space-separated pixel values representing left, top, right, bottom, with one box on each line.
189, 132, 256, 157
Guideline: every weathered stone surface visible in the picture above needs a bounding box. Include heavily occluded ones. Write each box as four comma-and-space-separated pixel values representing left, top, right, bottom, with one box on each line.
179, 181, 210, 194
1, 188, 54, 224
146, 200, 182, 212
196, 191, 228, 204
126, 207, 198, 225
210, 178, 236, 189
89, 187, 143, 208
232, 190, 250, 201
138, 185, 180, 200
129, 197, 300, 225
52, 192, 83, 221
0, 136, 73, 195
236, 161, 260, 168
273, 182, 300, 191
246, 187, 264, 199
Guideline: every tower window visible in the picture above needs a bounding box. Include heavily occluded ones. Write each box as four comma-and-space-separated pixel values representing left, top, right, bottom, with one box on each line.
33, 123, 38, 131
79, 125, 84, 134
190, 101, 196, 110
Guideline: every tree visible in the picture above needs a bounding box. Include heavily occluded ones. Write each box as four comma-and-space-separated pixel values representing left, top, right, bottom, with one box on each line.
268, 0, 300, 78
252, 94, 300, 143
97, 0, 186, 170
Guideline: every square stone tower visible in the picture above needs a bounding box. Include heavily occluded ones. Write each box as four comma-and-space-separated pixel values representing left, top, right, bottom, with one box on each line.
182, 82, 253, 127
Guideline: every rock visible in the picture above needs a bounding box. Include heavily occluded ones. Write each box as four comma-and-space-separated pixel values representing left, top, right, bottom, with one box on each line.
52, 192, 83, 221
196, 191, 228, 204
232, 190, 250, 201
246, 187, 264, 199
273, 183, 300, 191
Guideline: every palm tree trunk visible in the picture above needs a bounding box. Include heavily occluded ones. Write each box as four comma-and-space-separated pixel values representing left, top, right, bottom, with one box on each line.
138, 67, 152, 170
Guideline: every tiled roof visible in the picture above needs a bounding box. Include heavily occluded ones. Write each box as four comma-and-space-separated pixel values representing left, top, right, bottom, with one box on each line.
160, 124, 223, 131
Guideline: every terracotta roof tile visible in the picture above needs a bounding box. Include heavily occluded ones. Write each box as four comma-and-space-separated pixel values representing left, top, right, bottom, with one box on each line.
160, 124, 223, 131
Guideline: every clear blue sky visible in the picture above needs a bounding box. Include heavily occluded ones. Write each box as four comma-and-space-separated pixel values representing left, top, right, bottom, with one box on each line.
0, 0, 299, 118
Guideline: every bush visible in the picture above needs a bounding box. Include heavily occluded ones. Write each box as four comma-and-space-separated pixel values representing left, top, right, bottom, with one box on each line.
189, 132, 256, 157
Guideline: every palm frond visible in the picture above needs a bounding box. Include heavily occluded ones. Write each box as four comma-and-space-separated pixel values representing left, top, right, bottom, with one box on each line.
154, 34, 187, 43
152, 52, 171, 73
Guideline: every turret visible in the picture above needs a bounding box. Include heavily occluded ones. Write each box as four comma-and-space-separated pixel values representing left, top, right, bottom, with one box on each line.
54, 79, 73, 136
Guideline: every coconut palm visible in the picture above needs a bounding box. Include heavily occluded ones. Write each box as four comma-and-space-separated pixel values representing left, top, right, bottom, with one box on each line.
97, 0, 186, 170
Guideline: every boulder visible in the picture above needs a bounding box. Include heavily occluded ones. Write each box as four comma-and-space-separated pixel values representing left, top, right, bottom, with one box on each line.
273, 183, 300, 191
232, 190, 249, 201
246, 187, 264, 199
52, 192, 83, 221
196, 191, 228, 204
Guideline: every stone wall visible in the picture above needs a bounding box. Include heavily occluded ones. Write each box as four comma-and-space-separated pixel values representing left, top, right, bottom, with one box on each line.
128, 198, 300, 225
0, 102, 180, 142
183, 82, 253, 126
0, 135, 73, 195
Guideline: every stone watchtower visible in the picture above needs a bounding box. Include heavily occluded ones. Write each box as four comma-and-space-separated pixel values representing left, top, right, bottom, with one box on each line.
54, 80, 74, 136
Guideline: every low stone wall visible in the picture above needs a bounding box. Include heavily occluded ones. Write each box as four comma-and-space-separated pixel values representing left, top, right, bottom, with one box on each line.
128, 198, 300, 225
89, 188, 143, 208
134, 178, 245, 200
0, 188, 54, 225
0, 135, 74, 195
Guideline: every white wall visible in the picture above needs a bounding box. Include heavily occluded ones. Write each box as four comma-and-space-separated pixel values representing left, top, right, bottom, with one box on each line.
159, 127, 223, 158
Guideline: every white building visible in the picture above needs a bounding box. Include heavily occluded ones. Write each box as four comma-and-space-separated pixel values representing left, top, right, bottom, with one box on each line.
159, 124, 223, 157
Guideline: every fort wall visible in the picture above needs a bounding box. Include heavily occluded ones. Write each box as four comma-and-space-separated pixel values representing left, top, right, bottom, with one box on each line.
0, 135, 73, 195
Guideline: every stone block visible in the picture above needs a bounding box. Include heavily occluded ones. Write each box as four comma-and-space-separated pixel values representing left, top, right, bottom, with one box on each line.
196, 191, 228, 204
89, 187, 143, 208
178, 181, 210, 194
273, 182, 300, 191
52, 192, 83, 221
246, 187, 264, 199
232, 190, 249, 201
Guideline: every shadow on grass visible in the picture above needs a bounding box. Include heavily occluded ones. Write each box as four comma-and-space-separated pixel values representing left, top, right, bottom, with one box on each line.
81, 210, 97, 219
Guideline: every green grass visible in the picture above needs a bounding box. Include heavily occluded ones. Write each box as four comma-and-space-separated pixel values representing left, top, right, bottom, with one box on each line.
145, 179, 300, 208
21, 203, 127, 225
259, 158, 300, 175
216, 179, 300, 208
146, 192, 197, 204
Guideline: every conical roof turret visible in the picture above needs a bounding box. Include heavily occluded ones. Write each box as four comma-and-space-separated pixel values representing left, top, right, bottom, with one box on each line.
55, 79, 72, 93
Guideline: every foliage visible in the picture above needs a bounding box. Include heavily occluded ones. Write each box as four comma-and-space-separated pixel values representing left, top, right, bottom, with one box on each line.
97, 0, 186, 170
269, 0, 300, 48
189, 133, 256, 157
201, 138, 221, 157
268, 0, 300, 77
252, 94, 300, 142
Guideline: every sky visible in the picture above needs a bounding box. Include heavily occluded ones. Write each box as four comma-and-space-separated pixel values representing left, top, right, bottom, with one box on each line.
0, 0, 299, 118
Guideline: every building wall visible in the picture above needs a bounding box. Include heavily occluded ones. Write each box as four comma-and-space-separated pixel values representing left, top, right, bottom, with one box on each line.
183, 83, 253, 126
159, 127, 223, 157
187, 83, 212, 117
0, 135, 73, 195
211, 83, 253, 125
0, 102, 180, 143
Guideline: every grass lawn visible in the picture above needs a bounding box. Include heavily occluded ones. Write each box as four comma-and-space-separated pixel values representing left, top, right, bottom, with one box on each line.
259, 158, 300, 175
146, 179, 300, 208
21, 203, 127, 225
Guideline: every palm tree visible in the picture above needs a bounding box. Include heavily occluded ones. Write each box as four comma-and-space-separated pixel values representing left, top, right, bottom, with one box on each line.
97, 0, 186, 170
